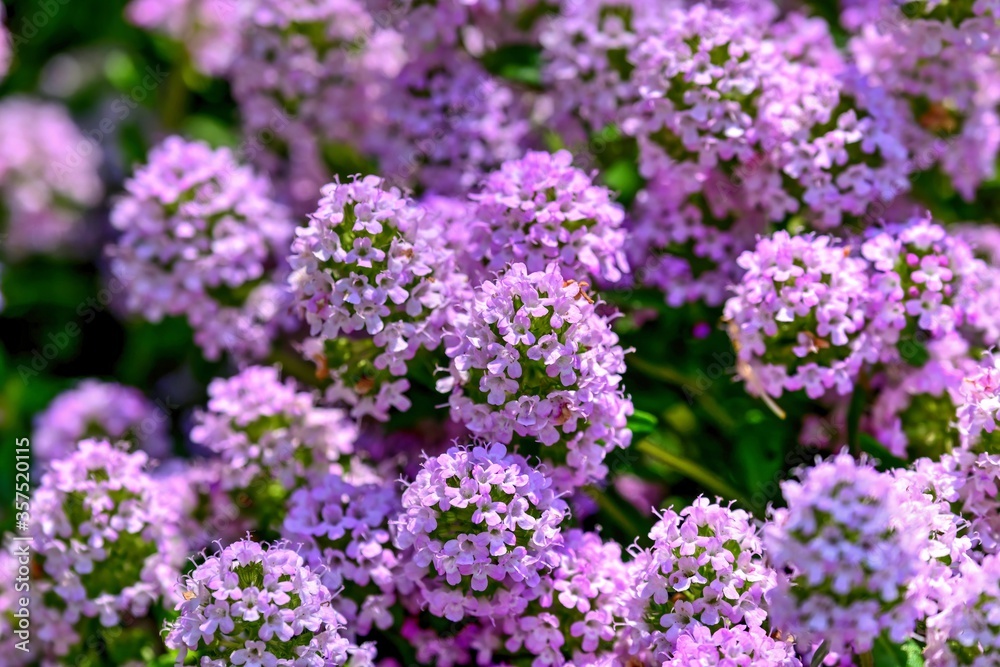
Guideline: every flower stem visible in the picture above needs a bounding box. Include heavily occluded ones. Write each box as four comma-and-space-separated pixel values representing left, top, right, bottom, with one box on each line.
636, 437, 748, 506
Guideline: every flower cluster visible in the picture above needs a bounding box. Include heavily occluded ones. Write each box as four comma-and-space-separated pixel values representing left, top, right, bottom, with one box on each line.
440, 262, 632, 489
845, 0, 1000, 199
32, 379, 171, 463
282, 472, 402, 636
30, 440, 186, 652
539, 0, 667, 136
624, 497, 775, 662
289, 175, 465, 421
371, 50, 530, 196
392, 443, 569, 621
467, 150, 629, 284
665, 625, 800, 667
908, 449, 1000, 559
862, 215, 984, 342
164, 538, 353, 666
724, 231, 877, 399
492, 529, 630, 665
227, 0, 404, 211
190, 366, 357, 531
763, 454, 934, 654
108, 136, 295, 361
726, 218, 993, 400
925, 553, 1000, 666
0, 97, 103, 259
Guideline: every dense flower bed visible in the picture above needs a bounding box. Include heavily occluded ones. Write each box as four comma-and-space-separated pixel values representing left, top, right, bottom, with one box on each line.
3, 1, 1000, 666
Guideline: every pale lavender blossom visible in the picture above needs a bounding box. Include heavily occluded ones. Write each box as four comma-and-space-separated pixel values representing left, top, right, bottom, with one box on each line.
32, 380, 172, 464
164, 538, 354, 666
439, 262, 632, 490
0, 97, 103, 258
108, 136, 295, 362
392, 442, 569, 622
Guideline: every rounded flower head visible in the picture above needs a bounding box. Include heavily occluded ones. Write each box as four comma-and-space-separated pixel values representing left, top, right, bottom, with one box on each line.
289, 175, 467, 422
724, 231, 879, 400
30, 440, 186, 641
763, 454, 935, 655
165, 538, 351, 666
126, 0, 244, 75
282, 472, 402, 636
624, 4, 911, 230
190, 366, 357, 532
370, 49, 531, 196
493, 529, 631, 665
229, 0, 404, 210
958, 355, 1000, 452
910, 449, 1000, 559
32, 380, 171, 464
0, 97, 103, 259
468, 150, 629, 284
665, 624, 801, 667
624, 497, 775, 662
540, 0, 672, 135
926, 553, 1000, 667
862, 215, 985, 344
108, 136, 295, 361
440, 262, 632, 490
845, 1, 1000, 199
392, 442, 570, 622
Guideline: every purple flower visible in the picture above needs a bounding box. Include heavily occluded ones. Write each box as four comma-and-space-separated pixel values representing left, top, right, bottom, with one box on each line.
845, 1, 1000, 199
228, 0, 404, 212
862, 215, 986, 344
32, 380, 172, 463
468, 150, 629, 284
108, 136, 295, 362
441, 262, 632, 490
724, 231, 880, 400
492, 529, 630, 665
393, 442, 569, 622
282, 472, 402, 636
763, 453, 941, 655
369, 49, 531, 195
165, 538, 354, 666
665, 624, 801, 667
925, 553, 1000, 665
289, 175, 469, 422
623, 497, 775, 662
0, 97, 103, 259
190, 366, 357, 532
30, 440, 186, 644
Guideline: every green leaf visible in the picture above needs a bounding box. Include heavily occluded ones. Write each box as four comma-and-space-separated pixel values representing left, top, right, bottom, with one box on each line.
873, 636, 925, 667
809, 641, 830, 667
479, 45, 543, 87
627, 409, 659, 436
